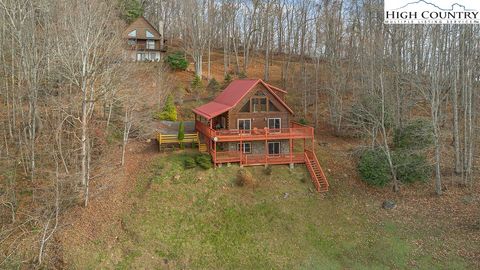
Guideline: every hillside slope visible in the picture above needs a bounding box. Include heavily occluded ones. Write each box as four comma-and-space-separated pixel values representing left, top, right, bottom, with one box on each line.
56, 50, 480, 269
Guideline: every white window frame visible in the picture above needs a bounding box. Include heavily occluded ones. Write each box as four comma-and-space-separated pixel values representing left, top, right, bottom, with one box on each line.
268, 118, 281, 131
236, 142, 252, 154
237, 119, 251, 132
252, 97, 267, 112
268, 142, 280, 155
146, 39, 155, 50
136, 52, 145, 61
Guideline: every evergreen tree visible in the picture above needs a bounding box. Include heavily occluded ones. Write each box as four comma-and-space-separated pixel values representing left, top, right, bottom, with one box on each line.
120, 0, 143, 23
178, 121, 185, 149
156, 95, 177, 121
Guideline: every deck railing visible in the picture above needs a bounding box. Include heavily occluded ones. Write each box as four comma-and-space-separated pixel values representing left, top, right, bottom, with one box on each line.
195, 121, 314, 142
214, 151, 305, 165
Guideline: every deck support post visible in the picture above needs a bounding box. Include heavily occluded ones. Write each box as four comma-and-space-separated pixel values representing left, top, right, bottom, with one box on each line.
289, 163, 294, 170
240, 136, 243, 166
264, 138, 268, 164
213, 140, 216, 165
289, 138, 293, 163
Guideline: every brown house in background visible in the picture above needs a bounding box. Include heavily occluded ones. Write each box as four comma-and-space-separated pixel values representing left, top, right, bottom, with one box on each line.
123, 16, 166, 61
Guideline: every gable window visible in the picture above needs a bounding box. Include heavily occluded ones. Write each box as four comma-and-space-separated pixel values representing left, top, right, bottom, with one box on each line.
146, 40, 155, 49
240, 100, 250, 112
238, 119, 251, 131
269, 100, 280, 111
268, 142, 280, 155
146, 30, 154, 38
236, 142, 252, 154
128, 30, 136, 37
252, 97, 267, 112
268, 118, 281, 130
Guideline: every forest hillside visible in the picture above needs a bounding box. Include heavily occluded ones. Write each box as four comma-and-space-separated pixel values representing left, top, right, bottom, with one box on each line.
1, 0, 479, 268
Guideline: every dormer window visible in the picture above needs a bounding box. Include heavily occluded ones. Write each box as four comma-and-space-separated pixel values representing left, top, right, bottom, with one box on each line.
146, 30, 154, 38
128, 30, 136, 37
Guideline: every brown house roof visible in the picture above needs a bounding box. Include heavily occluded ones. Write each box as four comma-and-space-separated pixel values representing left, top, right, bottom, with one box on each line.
123, 16, 162, 40
193, 79, 293, 119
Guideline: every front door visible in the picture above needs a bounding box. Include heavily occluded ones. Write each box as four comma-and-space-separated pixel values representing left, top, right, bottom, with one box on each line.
268, 142, 280, 155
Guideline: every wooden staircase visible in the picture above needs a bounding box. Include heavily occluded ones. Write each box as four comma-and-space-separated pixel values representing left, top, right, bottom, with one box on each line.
198, 143, 207, 153
304, 150, 329, 192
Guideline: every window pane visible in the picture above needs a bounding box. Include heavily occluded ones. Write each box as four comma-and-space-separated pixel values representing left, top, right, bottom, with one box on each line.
253, 98, 267, 112
269, 100, 280, 111
240, 101, 250, 112
239, 119, 250, 130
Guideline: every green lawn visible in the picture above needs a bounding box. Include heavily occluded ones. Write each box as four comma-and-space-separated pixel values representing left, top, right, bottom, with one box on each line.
70, 151, 469, 269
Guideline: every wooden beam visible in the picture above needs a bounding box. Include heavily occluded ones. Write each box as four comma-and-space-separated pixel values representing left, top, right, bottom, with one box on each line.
290, 138, 293, 163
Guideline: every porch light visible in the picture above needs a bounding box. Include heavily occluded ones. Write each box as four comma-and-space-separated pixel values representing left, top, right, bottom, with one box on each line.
213, 137, 218, 142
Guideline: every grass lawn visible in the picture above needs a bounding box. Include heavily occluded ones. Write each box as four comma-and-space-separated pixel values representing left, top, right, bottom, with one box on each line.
69, 151, 470, 269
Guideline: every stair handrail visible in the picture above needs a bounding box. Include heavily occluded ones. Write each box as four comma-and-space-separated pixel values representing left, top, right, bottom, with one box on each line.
304, 152, 321, 192
305, 149, 329, 188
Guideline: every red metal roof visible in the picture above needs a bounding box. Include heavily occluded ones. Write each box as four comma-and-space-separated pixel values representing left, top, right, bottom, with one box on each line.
193, 79, 293, 119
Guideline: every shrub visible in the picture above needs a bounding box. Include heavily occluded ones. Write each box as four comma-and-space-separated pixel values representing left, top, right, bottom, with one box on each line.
223, 73, 232, 87
238, 71, 247, 78
263, 166, 272, 176
178, 121, 185, 149
393, 150, 431, 183
184, 156, 196, 169
394, 119, 433, 150
191, 75, 205, 101
195, 154, 212, 170
207, 78, 220, 93
298, 118, 308, 125
155, 95, 177, 121
165, 52, 188, 71
236, 168, 255, 187
357, 149, 391, 187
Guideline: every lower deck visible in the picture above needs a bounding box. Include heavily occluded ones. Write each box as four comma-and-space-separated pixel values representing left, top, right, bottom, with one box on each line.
215, 151, 305, 166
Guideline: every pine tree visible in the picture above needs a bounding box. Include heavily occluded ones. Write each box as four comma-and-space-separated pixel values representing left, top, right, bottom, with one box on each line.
178, 121, 185, 149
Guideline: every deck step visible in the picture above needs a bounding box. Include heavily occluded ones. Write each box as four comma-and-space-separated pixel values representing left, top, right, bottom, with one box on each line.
304, 150, 329, 193
198, 143, 207, 153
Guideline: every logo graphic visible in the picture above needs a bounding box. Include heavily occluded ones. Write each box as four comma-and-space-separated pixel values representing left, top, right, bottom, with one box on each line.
384, 0, 480, 24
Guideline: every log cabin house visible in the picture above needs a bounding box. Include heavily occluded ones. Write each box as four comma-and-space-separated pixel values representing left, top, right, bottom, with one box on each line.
123, 16, 166, 61
193, 79, 329, 192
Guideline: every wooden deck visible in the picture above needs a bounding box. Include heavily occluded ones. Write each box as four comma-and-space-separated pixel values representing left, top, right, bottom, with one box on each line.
195, 121, 314, 142
215, 151, 305, 166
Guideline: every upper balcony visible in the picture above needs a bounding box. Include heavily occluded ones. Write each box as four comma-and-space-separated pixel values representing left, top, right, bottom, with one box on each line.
195, 120, 314, 142
126, 43, 167, 52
